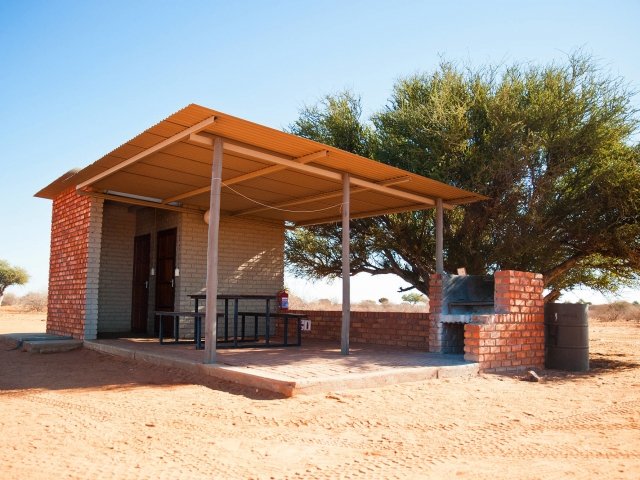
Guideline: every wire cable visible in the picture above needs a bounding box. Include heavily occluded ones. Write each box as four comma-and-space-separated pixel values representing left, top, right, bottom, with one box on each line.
214, 179, 346, 214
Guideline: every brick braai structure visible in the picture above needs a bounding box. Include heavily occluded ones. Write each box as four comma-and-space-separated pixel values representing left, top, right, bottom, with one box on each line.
429, 270, 545, 373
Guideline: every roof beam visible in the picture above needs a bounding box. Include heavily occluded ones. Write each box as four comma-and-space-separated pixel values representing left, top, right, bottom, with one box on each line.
221, 141, 445, 207
90, 126, 449, 210
222, 148, 328, 185
76, 189, 206, 214
75, 116, 216, 190
294, 204, 439, 227
77, 188, 284, 228
162, 136, 328, 203
233, 176, 412, 216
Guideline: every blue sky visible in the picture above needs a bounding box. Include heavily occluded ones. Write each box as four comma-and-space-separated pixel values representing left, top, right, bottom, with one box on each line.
1, 0, 638, 303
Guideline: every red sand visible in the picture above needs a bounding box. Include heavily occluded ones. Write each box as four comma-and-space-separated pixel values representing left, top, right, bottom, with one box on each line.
1, 308, 639, 479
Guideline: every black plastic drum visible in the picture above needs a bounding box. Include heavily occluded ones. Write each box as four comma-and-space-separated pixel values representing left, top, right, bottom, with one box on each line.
544, 303, 589, 372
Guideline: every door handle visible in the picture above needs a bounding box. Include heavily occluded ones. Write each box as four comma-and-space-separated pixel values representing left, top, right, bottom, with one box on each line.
171, 279, 174, 287
145, 281, 148, 289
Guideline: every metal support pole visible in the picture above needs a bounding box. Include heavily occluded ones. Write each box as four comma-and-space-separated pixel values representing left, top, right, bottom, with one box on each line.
436, 197, 444, 274
265, 298, 271, 346
204, 137, 223, 364
341, 173, 351, 355
233, 298, 239, 348
224, 298, 229, 341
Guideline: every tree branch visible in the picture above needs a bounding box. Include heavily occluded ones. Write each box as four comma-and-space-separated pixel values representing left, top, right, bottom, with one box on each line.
542, 252, 590, 286
397, 285, 416, 293
544, 290, 562, 303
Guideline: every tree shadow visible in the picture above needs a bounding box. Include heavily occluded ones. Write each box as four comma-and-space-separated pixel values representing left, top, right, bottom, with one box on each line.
588, 353, 640, 373
534, 352, 640, 383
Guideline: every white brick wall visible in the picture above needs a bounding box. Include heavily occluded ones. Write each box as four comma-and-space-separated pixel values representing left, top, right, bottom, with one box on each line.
84, 197, 104, 340
178, 213, 285, 337
91, 206, 285, 339
97, 202, 136, 333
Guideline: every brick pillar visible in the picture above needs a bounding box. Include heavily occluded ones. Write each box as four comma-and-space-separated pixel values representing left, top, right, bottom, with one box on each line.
47, 188, 103, 340
494, 270, 544, 315
465, 270, 545, 373
463, 323, 481, 362
428, 274, 443, 352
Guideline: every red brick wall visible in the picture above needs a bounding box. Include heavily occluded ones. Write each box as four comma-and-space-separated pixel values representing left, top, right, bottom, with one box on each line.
464, 271, 545, 373
464, 315, 544, 373
46, 188, 93, 339
494, 270, 545, 315
281, 310, 430, 349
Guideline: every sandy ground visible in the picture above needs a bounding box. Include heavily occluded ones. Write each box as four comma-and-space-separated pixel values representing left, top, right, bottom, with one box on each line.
1, 308, 639, 479
0, 306, 47, 334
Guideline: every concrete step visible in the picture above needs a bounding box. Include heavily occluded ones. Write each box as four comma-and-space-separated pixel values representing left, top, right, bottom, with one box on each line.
0, 333, 73, 349
22, 339, 83, 354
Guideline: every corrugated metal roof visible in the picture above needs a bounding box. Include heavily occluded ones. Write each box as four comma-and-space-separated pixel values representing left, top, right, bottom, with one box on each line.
35, 104, 488, 224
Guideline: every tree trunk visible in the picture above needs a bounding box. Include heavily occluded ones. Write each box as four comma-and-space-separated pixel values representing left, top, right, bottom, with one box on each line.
544, 289, 562, 303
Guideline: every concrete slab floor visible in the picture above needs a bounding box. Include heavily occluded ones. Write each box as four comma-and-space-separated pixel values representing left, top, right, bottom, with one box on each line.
84, 338, 479, 396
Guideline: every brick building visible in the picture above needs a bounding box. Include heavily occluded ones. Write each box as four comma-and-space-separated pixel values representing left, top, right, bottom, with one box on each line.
45, 188, 284, 340
36, 104, 520, 367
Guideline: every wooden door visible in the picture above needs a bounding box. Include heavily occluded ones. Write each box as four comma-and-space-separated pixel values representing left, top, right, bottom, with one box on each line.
131, 234, 151, 333
154, 228, 177, 336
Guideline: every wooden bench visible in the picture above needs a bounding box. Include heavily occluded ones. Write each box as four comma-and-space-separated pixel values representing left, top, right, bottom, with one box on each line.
216, 311, 308, 349
156, 311, 308, 350
156, 311, 223, 349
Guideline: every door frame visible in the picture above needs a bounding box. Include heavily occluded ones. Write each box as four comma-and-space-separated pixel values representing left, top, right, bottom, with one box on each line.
131, 233, 151, 333
154, 227, 177, 336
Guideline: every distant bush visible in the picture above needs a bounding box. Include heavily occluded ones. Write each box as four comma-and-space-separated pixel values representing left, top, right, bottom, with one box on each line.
1, 292, 18, 305
18, 292, 48, 312
287, 294, 428, 312
379, 297, 389, 304
359, 300, 377, 308
590, 302, 640, 322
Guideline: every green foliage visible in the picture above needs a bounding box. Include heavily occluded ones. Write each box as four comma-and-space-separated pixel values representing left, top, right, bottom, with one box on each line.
288, 90, 373, 157
285, 52, 640, 300
402, 292, 426, 304
378, 297, 389, 304
0, 260, 29, 302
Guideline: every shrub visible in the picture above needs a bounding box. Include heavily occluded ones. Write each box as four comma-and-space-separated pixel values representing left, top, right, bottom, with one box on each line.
1, 292, 18, 306
19, 292, 48, 312
359, 300, 377, 307
589, 302, 640, 322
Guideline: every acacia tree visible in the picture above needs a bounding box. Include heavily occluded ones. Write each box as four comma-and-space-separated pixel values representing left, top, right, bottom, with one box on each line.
0, 260, 29, 306
286, 53, 640, 301
402, 293, 426, 305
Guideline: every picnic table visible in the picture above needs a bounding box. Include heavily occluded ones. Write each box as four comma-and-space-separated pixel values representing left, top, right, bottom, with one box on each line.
155, 292, 307, 349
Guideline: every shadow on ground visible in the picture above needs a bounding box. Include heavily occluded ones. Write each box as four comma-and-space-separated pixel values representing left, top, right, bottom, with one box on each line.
0, 347, 285, 400
589, 353, 640, 373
